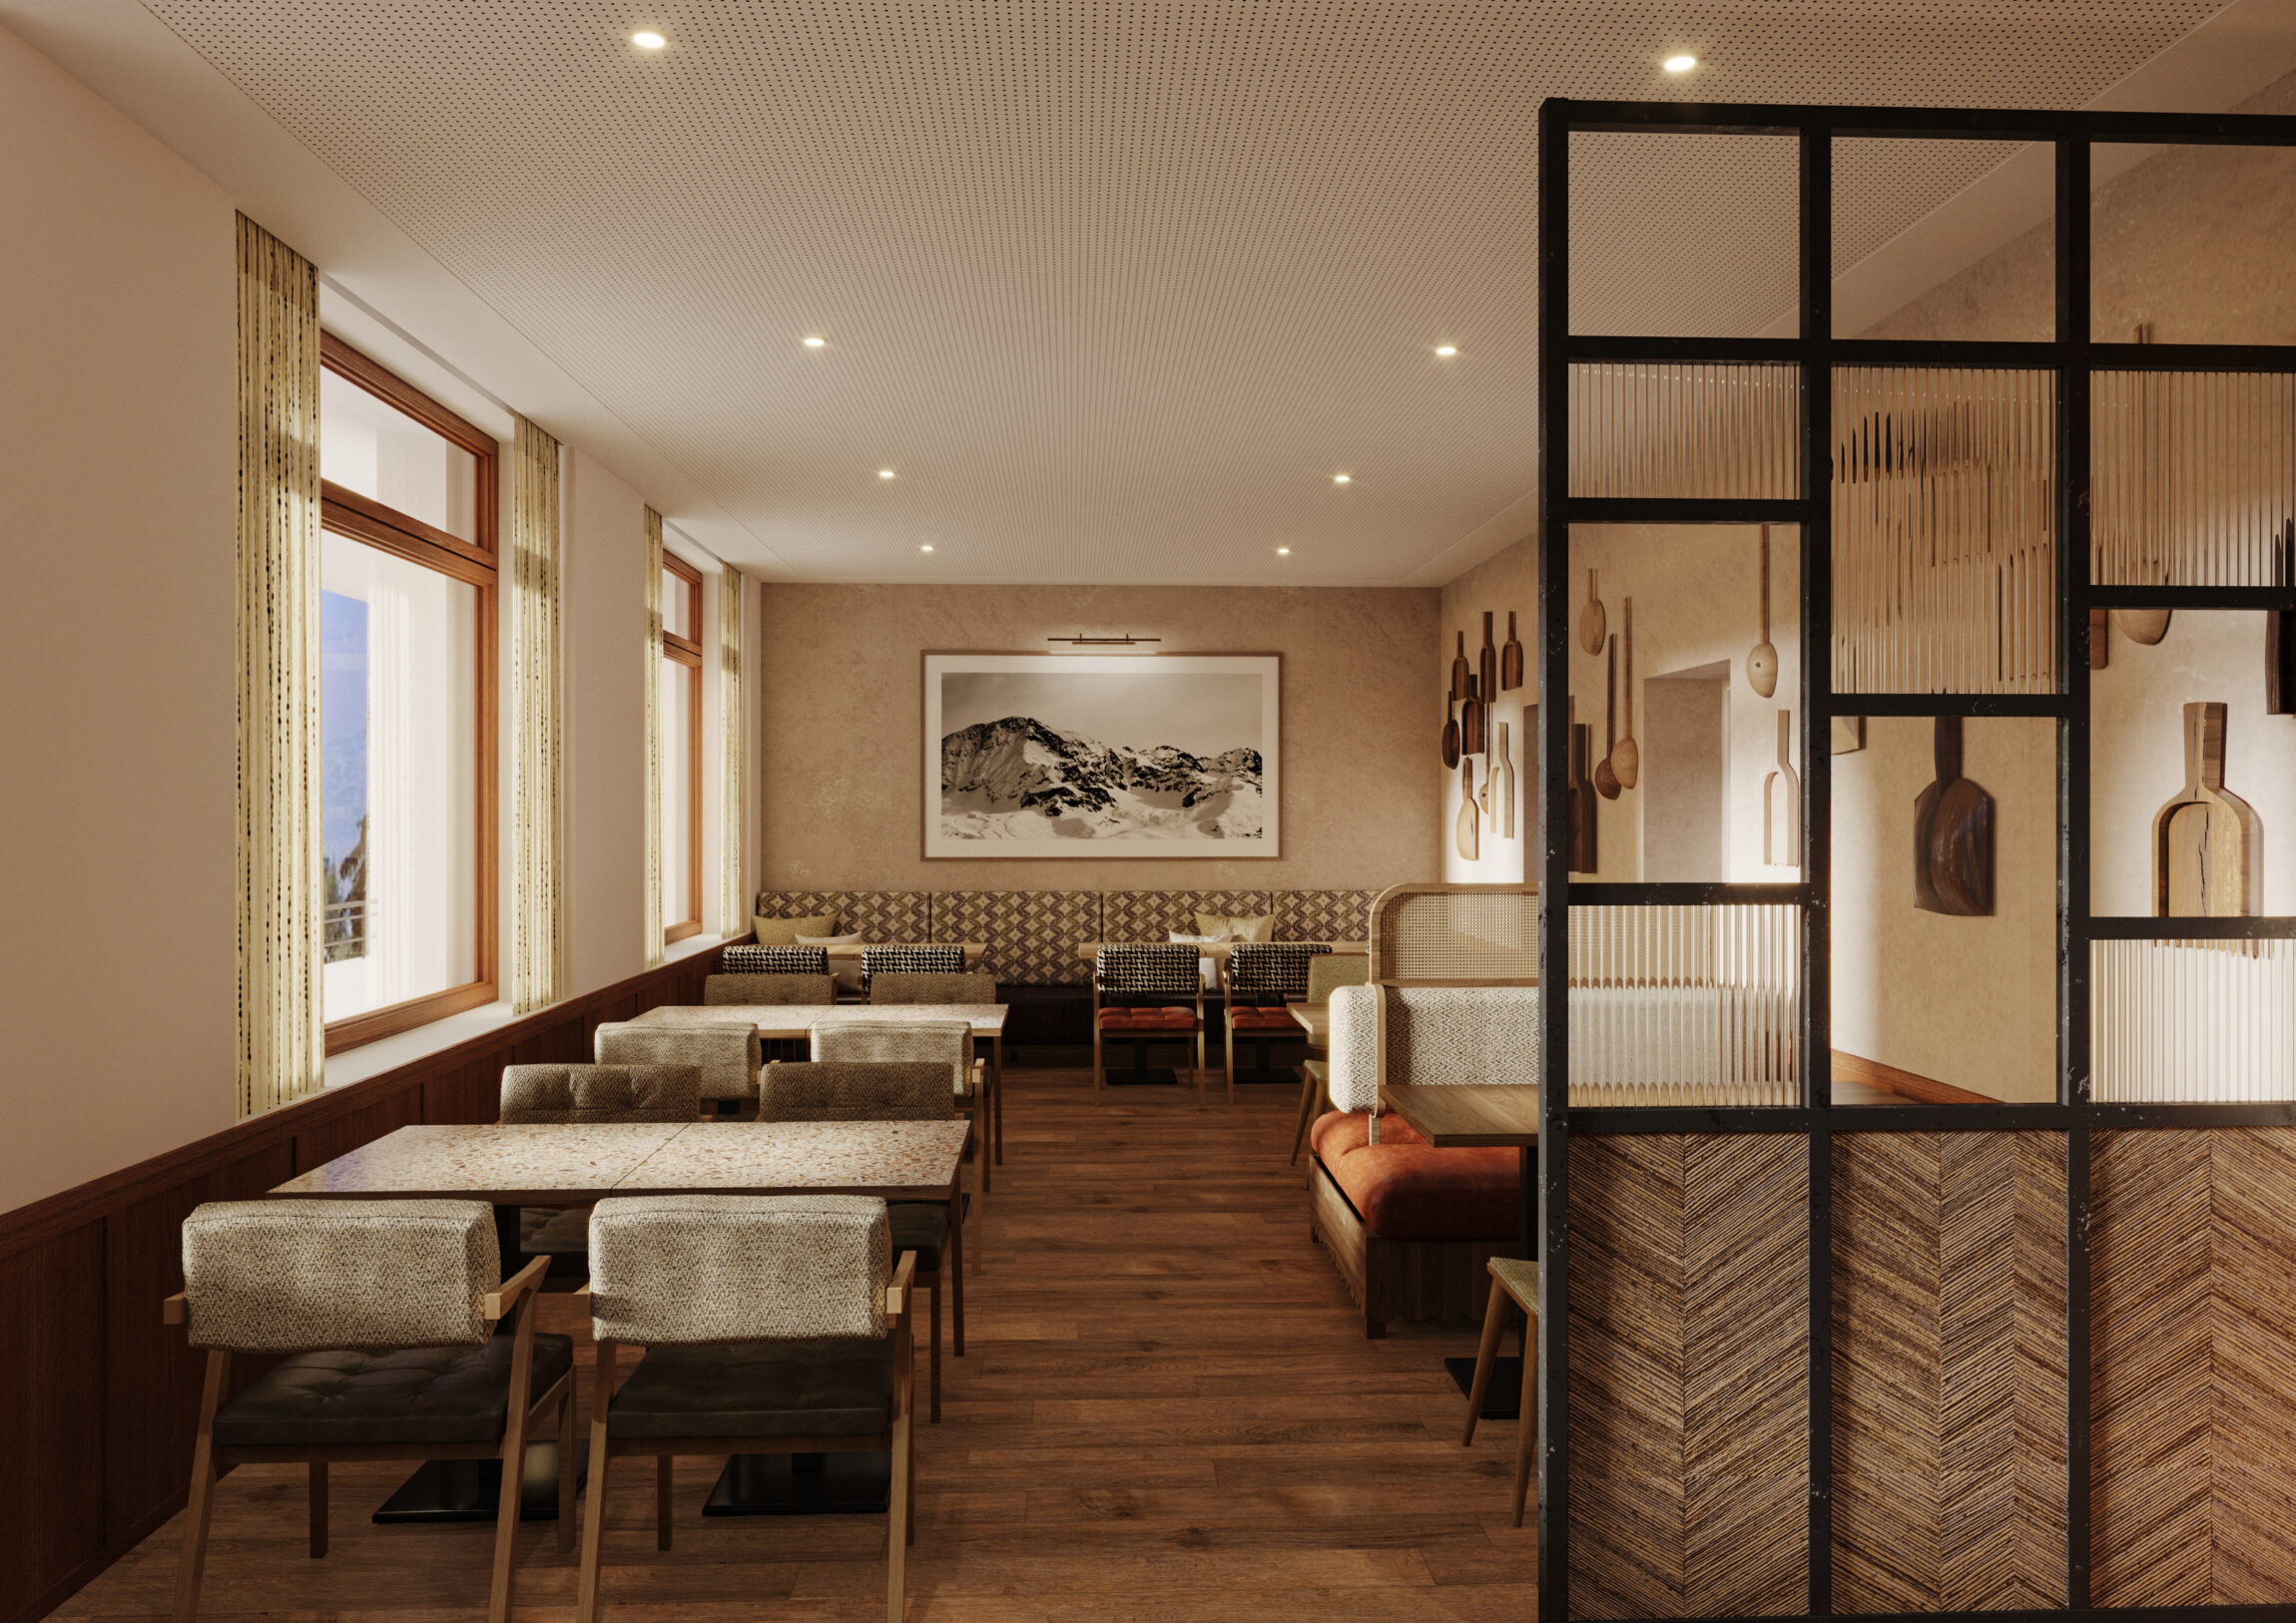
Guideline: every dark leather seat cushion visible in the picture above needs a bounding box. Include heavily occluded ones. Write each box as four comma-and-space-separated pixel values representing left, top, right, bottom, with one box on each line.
214, 1334, 575, 1448
890, 1202, 950, 1272
1099, 1006, 1196, 1032
521, 1205, 593, 1254
608, 1339, 894, 1439
1228, 1006, 1302, 1032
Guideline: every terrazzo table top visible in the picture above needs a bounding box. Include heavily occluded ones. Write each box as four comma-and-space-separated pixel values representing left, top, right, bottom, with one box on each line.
627, 1002, 1007, 1037
270, 1120, 966, 1205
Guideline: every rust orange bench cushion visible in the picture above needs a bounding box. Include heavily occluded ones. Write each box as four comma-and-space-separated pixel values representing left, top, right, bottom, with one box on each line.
1311, 1110, 1516, 1242
1098, 1006, 1197, 1032
1228, 1006, 1302, 1032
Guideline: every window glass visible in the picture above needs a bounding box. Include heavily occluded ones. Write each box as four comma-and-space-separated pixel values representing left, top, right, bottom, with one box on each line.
662, 565, 693, 639
661, 657, 695, 928
320, 367, 479, 542
319, 531, 477, 1020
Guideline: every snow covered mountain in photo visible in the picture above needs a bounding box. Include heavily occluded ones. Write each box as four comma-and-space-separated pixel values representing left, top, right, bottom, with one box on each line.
939, 716, 1263, 841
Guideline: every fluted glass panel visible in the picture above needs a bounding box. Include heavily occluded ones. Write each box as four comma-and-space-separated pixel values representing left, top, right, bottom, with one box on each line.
1567, 363, 1801, 500
2092, 938, 2296, 1102
1832, 366, 2056, 695
1567, 904, 1801, 1106
2093, 370, 2296, 588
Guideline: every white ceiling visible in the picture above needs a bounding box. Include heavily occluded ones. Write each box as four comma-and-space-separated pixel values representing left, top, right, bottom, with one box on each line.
79, 1, 2296, 581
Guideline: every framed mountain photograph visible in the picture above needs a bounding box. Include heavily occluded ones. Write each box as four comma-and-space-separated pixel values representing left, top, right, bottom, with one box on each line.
923, 652, 1280, 857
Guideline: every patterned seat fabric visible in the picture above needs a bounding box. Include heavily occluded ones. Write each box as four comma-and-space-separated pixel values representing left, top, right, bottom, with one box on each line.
761, 1061, 953, 1122
811, 1019, 974, 1098
1230, 942, 1333, 1003
757, 890, 930, 944
586, 1194, 890, 1346
721, 944, 831, 975
1306, 954, 1372, 1008
931, 889, 1099, 984
1102, 890, 1273, 941
212, 1335, 577, 1447
499, 1063, 699, 1123
705, 972, 834, 1005
595, 1020, 760, 1105
180, 1200, 498, 1354
860, 944, 965, 993
1096, 943, 1201, 999
1275, 889, 1378, 943
1324, 985, 1541, 1113
869, 971, 996, 1005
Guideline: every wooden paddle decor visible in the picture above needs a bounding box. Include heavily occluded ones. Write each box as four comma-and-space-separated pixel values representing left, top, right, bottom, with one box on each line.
1461, 675, 1487, 757
1494, 721, 1516, 839
1457, 757, 1480, 861
1747, 525, 1779, 699
1594, 635, 1621, 801
1764, 710, 1802, 869
1611, 598, 1639, 789
1500, 612, 1524, 691
1451, 633, 1471, 701
1479, 611, 1498, 703
1567, 702, 1598, 873
1913, 715, 1994, 915
1578, 568, 1605, 656
1441, 695, 1460, 769
2152, 701, 2261, 916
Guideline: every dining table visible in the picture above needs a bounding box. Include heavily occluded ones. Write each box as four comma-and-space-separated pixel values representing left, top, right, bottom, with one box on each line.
271, 1116, 970, 1523
626, 1001, 1008, 1170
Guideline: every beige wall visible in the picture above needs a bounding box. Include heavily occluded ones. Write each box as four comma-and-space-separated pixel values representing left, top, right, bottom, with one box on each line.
1438, 534, 1536, 882
0, 28, 239, 1209
760, 583, 1440, 893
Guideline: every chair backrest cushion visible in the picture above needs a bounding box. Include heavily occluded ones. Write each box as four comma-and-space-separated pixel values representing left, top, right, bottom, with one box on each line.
587, 1194, 889, 1345
500, 1063, 699, 1123
1097, 943, 1200, 998
868, 971, 996, 1005
722, 944, 831, 974
811, 1019, 971, 1094
1325, 984, 1541, 1112
705, 972, 834, 1006
859, 944, 965, 992
760, 1061, 954, 1122
1307, 953, 1372, 1006
181, 1199, 496, 1353
1230, 941, 1333, 998
595, 1020, 760, 1104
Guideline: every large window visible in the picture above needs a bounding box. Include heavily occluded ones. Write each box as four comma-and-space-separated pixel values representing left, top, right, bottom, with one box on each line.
318, 335, 497, 1047
661, 553, 703, 940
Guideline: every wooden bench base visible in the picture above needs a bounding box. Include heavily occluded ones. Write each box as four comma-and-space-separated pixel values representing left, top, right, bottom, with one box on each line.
1308, 1157, 1508, 1339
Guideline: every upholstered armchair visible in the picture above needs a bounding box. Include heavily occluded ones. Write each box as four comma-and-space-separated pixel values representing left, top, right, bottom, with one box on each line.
594, 1019, 759, 1115
867, 970, 996, 1006
760, 1059, 964, 1421
1221, 941, 1333, 1101
574, 1194, 916, 1623
1291, 954, 1371, 1164
703, 971, 836, 1006
500, 1063, 700, 1265
167, 1199, 572, 1623
1092, 943, 1205, 1098
859, 944, 965, 996
719, 944, 831, 974
811, 1018, 989, 1250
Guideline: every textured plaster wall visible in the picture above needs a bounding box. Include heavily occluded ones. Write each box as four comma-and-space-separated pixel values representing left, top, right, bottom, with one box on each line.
760, 583, 1440, 893
1438, 534, 1537, 882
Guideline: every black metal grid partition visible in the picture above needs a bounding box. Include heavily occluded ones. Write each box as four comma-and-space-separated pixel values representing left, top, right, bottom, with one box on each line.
1535, 97, 2296, 1619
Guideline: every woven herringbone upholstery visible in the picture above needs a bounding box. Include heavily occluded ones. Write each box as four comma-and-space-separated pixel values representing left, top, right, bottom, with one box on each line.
1307, 954, 1372, 1007
705, 972, 835, 1006
1231, 942, 1334, 999
720, 944, 831, 975
859, 945, 964, 993
1325, 985, 1541, 1113
181, 1200, 496, 1353
595, 1020, 759, 1105
1096, 943, 1199, 997
812, 1019, 973, 1097
587, 1195, 889, 1346
868, 971, 997, 1005
499, 1064, 699, 1123
760, 1061, 954, 1123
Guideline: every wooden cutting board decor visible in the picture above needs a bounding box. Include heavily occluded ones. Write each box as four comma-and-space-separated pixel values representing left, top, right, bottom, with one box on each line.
1500, 611, 1525, 691
1457, 757, 1480, 861
1495, 721, 1516, 839
2152, 701, 2261, 916
1913, 715, 1994, 915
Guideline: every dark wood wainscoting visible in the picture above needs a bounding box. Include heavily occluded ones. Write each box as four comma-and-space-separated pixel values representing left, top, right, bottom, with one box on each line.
0, 941, 735, 1623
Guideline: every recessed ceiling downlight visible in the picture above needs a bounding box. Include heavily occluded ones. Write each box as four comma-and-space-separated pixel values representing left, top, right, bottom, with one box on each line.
1333, 473, 1352, 484
632, 30, 667, 49
1663, 53, 1696, 72
920, 544, 934, 552
1277, 547, 1292, 555
1435, 345, 1458, 357
878, 469, 895, 479
803, 336, 826, 348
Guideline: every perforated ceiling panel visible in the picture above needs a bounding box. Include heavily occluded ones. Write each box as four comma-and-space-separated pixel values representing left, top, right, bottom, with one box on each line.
141, 0, 2231, 583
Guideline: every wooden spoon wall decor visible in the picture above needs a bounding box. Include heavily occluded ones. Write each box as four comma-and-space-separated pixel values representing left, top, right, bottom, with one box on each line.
1764, 710, 1802, 869
1594, 635, 1621, 800
1500, 612, 1524, 691
1457, 757, 1480, 861
2110, 324, 2174, 648
1913, 715, 1994, 915
1479, 611, 1498, 702
2152, 701, 2261, 916
1748, 525, 1779, 699
1441, 695, 1460, 769
1461, 675, 1487, 757
1451, 633, 1470, 701
1578, 568, 1606, 656
1611, 598, 1639, 789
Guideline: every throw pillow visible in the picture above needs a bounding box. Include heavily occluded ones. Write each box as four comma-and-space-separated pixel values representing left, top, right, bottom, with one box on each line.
1194, 911, 1274, 942
754, 912, 838, 944
1169, 931, 1232, 991
800, 932, 866, 992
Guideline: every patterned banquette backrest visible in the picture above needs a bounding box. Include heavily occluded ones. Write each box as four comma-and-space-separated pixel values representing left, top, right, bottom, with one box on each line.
929, 891, 1099, 985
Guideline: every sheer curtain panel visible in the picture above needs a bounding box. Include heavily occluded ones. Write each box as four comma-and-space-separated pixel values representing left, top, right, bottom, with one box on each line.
720, 563, 747, 934
511, 415, 564, 1012
235, 214, 324, 1118
643, 506, 666, 965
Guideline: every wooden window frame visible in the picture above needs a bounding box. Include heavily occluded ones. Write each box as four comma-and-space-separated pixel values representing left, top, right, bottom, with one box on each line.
662, 552, 704, 942
318, 332, 500, 1052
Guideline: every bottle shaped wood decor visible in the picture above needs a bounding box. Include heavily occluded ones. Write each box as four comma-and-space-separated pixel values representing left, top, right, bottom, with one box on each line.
1567, 700, 1598, 874
1913, 715, 1993, 915
1494, 721, 1515, 838
1441, 694, 1460, 769
1500, 612, 1524, 692
1764, 710, 1802, 870
1479, 611, 1498, 703
2153, 702, 2262, 916
1461, 675, 1486, 757
1451, 633, 1471, 702
1457, 757, 1479, 861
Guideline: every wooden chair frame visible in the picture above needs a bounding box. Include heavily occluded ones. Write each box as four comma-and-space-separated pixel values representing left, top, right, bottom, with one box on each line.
164, 1254, 569, 1623
574, 1254, 918, 1623
1088, 950, 1205, 1100
1461, 1258, 1541, 1527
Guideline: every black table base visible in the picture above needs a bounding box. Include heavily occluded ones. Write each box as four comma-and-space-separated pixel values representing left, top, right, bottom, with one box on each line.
1445, 1354, 1524, 1420
1102, 1067, 1181, 1086
704, 1451, 890, 1515
372, 1440, 584, 1524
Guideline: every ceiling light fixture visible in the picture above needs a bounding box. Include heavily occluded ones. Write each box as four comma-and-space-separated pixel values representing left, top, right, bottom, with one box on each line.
1333, 473, 1352, 484
1276, 547, 1292, 555
632, 30, 667, 49
803, 336, 826, 348
877, 469, 895, 479
1048, 634, 1162, 647
920, 544, 934, 552
1435, 345, 1458, 357
1663, 53, 1696, 72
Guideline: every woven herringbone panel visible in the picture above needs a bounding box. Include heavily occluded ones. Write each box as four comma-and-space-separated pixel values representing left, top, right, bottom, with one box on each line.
1101, 890, 1275, 943
2093, 1128, 2296, 1607
1833, 1133, 2066, 1613
929, 891, 1100, 985
1274, 889, 1376, 943
755, 890, 929, 941
1569, 1133, 1807, 1620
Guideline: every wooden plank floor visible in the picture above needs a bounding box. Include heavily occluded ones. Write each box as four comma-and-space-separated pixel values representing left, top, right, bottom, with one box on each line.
57, 1067, 1536, 1621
